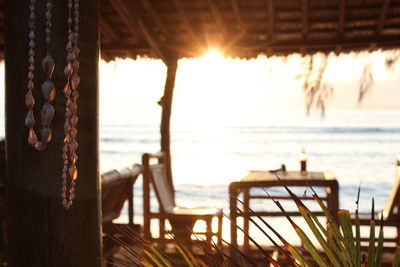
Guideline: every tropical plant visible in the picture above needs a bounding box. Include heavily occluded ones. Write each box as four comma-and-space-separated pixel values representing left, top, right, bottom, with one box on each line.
107, 185, 400, 267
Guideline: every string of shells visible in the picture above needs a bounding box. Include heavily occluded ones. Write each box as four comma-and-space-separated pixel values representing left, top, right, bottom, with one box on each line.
25, 0, 56, 151
62, 0, 80, 210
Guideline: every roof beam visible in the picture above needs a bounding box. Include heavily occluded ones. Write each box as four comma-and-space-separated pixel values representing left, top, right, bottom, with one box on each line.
267, 0, 274, 39
137, 18, 168, 64
338, 0, 346, 37
110, 0, 142, 41
139, 0, 170, 40
230, 0, 246, 32
171, 0, 201, 45
301, 0, 309, 39
113, 0, 169, 64
377, 0, 390, 36
100, 17, 119, 42
207, 0, 227, 38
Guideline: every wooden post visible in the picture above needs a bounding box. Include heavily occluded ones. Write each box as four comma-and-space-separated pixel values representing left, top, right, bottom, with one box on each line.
5, 1, 102, 267
229, 183, 239, 263
160, 58, 178, 196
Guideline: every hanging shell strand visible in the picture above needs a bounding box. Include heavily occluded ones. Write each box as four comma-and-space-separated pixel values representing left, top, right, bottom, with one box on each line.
25, 0, 56, 151
62, 0, 80, 210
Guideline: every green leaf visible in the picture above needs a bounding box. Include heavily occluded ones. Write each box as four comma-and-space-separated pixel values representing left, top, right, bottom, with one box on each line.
368, 199, 376, 267
375, 218, 383, 267
393, 245, 400, 267
338, 209, 356, 261
273, 199, 328, 267
355, 210, 361, 267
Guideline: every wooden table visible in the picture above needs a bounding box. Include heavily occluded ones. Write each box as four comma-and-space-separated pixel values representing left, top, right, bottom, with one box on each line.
229, 170, 339, 260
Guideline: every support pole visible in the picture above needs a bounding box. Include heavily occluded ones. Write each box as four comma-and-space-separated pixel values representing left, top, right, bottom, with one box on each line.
5, 1, 102, 266
160, 58, 178, 196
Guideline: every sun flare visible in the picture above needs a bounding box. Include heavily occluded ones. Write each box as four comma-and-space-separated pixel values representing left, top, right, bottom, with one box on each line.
203, 49, 224, 60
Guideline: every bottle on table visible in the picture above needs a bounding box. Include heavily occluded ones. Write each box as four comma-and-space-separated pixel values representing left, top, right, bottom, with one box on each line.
299, 148, 307, 173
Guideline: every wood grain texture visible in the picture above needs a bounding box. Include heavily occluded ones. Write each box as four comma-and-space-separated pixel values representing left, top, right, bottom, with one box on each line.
5, 0, 102, 266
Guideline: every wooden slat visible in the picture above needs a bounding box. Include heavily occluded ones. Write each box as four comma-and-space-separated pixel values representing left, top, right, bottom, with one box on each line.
128, 0, 169, 64
302, 0, 309, 39
140, 0, 170, 40
110, 0, 142, 41
230, 0, 245, 31
100, 17, 119, 42
338, 0, 346, 37
249, 195, 328, 201
207, 0, 227, 37
377, 0, 391, 36
238, 211, 326, 217
171, 0, 201, 45
267, 0, 274, 39
137, 19, 168, 64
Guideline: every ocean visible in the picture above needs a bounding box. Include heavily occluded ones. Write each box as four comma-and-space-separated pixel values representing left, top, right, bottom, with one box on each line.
100, 109, 400, 232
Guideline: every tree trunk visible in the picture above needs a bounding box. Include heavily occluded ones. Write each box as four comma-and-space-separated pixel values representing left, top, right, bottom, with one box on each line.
160, 58, 178, 196
5, 0, 102, 266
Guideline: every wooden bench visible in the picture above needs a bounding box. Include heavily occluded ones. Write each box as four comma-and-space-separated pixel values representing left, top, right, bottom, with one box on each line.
102, 164, 141, 266
142, 152, 222, 248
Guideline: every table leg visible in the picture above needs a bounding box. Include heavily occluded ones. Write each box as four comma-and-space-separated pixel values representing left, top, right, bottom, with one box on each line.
331, 181, 339, 222
327, 181, 339, 222
229, 184, 238, 263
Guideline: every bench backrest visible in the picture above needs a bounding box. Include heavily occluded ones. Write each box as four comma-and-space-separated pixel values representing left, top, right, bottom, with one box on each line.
102, 164, 141, 223
383, 170, 400, 220
142, 152, 175, 213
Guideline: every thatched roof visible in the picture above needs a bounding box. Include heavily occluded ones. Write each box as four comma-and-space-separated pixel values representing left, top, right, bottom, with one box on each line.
99, 0, 400, 61
1, 0, 400, 61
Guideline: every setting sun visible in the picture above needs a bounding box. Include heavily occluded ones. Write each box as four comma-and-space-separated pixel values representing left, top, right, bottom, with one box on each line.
203, 49, 224, 61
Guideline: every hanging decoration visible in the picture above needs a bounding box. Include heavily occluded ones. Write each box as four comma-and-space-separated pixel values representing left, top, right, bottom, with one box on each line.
25, 0, 56, 151
62, 0, 80, 210
26, 0, 80, 210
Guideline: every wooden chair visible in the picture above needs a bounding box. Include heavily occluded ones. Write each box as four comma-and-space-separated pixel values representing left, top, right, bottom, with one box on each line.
102, 164, 141, 266
356, 169, 400, 252
142, 152, 222, 248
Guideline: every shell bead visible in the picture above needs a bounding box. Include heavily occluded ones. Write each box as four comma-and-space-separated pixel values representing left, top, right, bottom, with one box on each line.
70, 116, 78, 127
64, 63, 73, 76
65, 110, 72, 119
25, 110, 35, 128
40, 127, 52, 143
28, 129, 37, 146
25, 91, 35, 109
70, 103, 77, 114
72, 60, 79, 72
27, 80, 34, 90
70, 128, 77, 139
66, 52, 75, 62
69, 166, 77, 180
40, 102, 55, 126
72, 47, 80, 57
41, 80, 56, 101
42, 55, 55, 77
71, 73, 80, 90
69, 140, 78, 153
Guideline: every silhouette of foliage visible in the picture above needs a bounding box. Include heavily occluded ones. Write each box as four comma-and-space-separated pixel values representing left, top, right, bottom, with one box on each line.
295, 50, 400, 114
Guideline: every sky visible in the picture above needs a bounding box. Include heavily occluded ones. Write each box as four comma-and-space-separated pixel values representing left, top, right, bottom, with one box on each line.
99, 50, 400, 127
